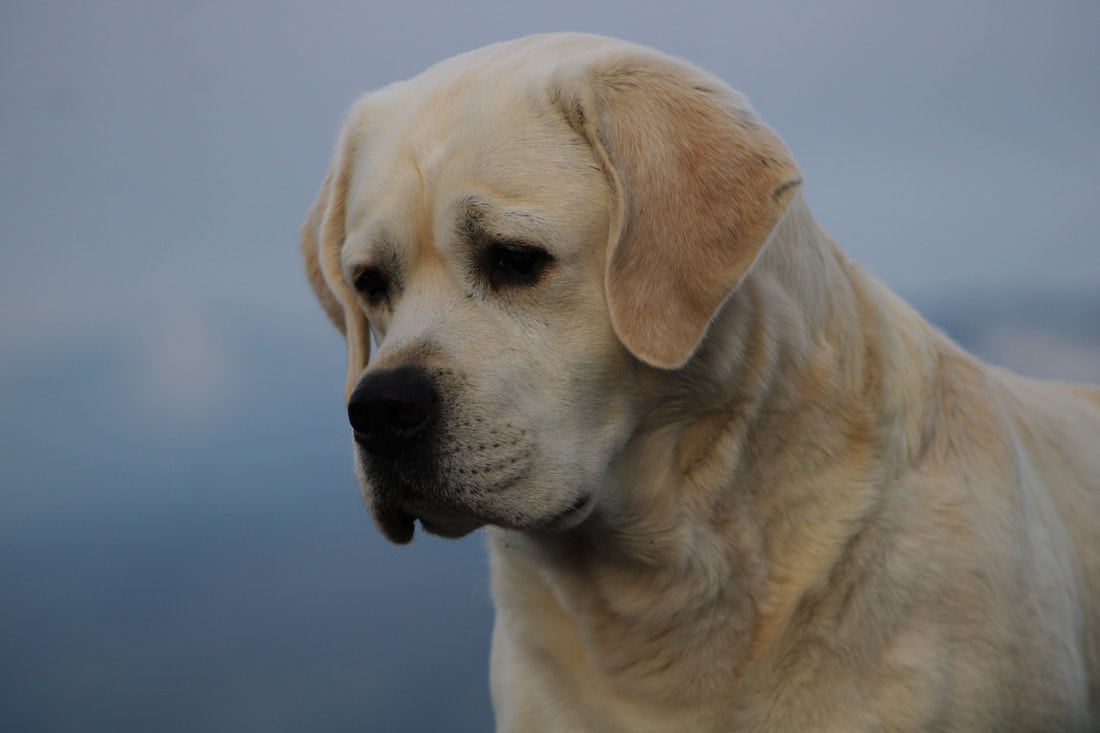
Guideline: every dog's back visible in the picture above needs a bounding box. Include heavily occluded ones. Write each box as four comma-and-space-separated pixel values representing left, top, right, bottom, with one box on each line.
992, 366, 1100, 718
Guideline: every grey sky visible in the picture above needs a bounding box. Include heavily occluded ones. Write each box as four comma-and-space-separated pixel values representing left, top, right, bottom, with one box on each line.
2, 0, 1098, 399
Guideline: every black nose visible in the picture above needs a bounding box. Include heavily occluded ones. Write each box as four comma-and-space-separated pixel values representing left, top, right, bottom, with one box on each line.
347, 367, 438, 457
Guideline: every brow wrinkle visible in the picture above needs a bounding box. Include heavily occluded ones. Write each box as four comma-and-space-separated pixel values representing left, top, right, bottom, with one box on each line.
454, 196, 550, 244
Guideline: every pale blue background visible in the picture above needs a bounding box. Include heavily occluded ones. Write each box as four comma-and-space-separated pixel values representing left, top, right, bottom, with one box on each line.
2, 2, 1098, 730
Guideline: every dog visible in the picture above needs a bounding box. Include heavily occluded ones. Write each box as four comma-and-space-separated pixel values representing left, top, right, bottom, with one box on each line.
301, 33, 1100, 731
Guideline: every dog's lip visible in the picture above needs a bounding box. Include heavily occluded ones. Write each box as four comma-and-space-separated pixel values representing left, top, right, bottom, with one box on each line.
373, 494, 591, 542
373, 503, 417, 545
539, 494, 594, 532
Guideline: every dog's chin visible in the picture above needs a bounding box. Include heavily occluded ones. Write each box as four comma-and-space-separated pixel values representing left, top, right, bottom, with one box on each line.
417, 513, 485, 539
362, 465, 596, 544
368, 494, 486, 544
370, 498, 597, 544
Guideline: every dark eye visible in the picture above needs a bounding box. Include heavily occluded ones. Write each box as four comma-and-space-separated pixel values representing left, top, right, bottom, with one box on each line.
352, 267, 388, 305
488, 243, 551, 290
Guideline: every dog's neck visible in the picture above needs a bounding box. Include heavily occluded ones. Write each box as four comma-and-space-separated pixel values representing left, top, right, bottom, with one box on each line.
490, 194, 943, 709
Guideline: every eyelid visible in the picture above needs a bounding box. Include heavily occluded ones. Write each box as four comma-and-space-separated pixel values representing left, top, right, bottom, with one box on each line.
491, 237, 539, 253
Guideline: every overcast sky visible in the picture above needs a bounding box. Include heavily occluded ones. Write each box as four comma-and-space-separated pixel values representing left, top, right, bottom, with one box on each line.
2, 0, 1098, 405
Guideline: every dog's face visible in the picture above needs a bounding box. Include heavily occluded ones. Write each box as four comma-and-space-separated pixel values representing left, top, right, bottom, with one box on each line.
335, 78, 634, 543
301, 34, 801, 543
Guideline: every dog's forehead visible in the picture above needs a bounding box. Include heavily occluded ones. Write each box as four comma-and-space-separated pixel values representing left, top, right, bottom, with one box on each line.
349, 71, 558, 183
343, 48, 610, 260
343, 32, 644, 184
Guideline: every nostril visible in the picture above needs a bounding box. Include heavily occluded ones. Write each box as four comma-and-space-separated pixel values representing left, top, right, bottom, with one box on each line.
346, 398, 375, 436
390, 400, 430, 430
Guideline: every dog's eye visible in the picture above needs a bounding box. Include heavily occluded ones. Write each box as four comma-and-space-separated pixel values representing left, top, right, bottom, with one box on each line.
353, 267, 389, 305
488, 243, 550, 290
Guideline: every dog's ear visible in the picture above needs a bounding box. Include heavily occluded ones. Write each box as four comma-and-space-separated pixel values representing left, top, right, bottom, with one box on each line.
301, 170, 346, 335
300, 121, 371, 401
552, 50, 802, 369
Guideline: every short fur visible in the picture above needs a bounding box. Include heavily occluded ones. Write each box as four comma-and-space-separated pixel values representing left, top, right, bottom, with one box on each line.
301, 34, 1100, 731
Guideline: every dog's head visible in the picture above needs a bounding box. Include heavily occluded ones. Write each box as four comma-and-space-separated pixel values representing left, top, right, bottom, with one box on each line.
301, 34, 801, 543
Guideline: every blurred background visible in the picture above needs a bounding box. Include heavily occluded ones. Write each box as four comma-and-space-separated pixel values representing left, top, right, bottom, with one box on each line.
2, 1, 1098, 730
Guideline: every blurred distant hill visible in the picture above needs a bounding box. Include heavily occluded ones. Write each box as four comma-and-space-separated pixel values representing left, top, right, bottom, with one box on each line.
923, 288, 1100, 383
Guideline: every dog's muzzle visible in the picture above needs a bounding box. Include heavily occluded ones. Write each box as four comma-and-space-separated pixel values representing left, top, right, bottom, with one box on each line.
346, 365, 584, 543
347, 365, 472, 543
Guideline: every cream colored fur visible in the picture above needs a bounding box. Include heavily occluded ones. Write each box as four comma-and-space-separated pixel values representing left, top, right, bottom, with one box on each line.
301, 33, 1100, 731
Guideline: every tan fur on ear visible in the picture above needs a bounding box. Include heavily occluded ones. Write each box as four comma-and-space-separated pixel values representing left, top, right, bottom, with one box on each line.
553, 51, 802, 369
301, 170, 346, 336
300, 127, 371, 401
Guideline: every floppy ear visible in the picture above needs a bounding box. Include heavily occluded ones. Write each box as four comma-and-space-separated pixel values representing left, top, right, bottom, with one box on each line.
301, 170, 345, 335
552, 50, 802, 369
300, 126, 371, 401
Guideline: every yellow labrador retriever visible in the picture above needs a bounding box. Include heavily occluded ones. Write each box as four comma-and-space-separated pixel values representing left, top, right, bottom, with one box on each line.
301, 33, 1100, 731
